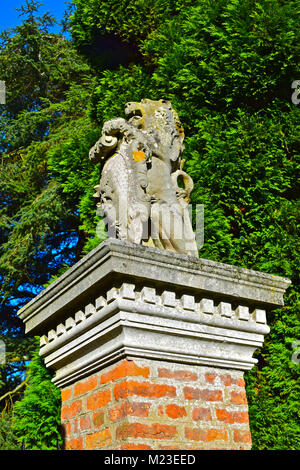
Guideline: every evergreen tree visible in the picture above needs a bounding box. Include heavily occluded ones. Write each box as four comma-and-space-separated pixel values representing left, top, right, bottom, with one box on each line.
0, 411, 20, 450
0, 0, 96, 446
12, 337, 62, 450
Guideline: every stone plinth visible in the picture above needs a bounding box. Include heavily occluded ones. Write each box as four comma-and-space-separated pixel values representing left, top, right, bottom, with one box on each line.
18, 239, 290, 450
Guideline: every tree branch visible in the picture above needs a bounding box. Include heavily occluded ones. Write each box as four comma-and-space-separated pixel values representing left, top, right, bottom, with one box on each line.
0, 380, 27, 403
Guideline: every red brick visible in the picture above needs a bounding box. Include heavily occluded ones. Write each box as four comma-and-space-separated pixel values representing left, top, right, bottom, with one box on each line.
216, 408, 233, 424
93, 411, 105, 428
109, 401, 150, 422
183, 387, 200, 400
236, 378, 246, 387
234, 411, 249, 423
205, 372, 217, 383
216, 408, 249, 424
74, 375, 97, 397
73, 418, 79, 435
125, 401, 151, 418
230, 390, 248, 405
80, 414, 91, 431
61, 399, 82, 420
113, 380, 176, 401
100, 360, 150, 384
116, 422, 177, 440
185, 427, 228, 442
108, 403, 126, 422
86, 389, 111, 411
61, 387, 72, 402
165, 404, 187, 419
219, 374, 233, 386
85, 428, 112, 449
219, 374, 245, 387
192, 407, 212, 421
234, 429, 252, 444
199, 389, 223, 402
65, 437, 83, 450
158, 368, 197, 381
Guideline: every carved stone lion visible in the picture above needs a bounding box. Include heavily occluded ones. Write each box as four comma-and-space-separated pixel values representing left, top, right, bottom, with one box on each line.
89, 99, 198, 257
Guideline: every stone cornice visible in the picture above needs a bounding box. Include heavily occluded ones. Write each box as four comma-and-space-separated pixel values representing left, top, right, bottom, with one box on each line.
18, 239, 291, 336
17, 240, 291, 388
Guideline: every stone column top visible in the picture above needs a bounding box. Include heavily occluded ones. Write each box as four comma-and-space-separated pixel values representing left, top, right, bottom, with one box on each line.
18, 238, 290, 335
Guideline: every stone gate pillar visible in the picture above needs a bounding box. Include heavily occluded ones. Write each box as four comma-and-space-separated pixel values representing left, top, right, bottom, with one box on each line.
18, 239, 290, 450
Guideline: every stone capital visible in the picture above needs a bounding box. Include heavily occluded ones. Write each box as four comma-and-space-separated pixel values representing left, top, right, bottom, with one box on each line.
18, 239, 290, 389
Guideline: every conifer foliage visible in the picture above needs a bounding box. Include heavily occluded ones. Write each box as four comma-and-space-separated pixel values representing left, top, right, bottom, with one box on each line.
12, 338, 62, 450
0, 0, 96, 448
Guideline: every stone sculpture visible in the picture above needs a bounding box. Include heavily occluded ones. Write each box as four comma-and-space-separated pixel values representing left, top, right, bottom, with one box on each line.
89, 99, 198, 257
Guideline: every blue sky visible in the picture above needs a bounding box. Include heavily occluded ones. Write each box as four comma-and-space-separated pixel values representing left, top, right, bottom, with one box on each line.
1, 1, 70, 34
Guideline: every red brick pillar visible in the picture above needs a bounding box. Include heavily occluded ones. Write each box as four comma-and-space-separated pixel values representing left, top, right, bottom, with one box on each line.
60, 359, 251, 450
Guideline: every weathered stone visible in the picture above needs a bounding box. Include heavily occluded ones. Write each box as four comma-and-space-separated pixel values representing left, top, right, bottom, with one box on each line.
141, 287, 156, 304
89, 99, 198, 257
161, 290, 176, 307
200, 298, 214, 315
254, 308, 267, 324
236, 305, 250, 321
17, 239, 290, 389
218, 302, 232, 318
181, 294, 195, 311
74, 311, 85, 324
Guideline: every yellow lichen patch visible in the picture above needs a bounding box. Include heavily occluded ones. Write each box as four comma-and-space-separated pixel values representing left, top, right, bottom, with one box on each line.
133, 150, 146, 161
